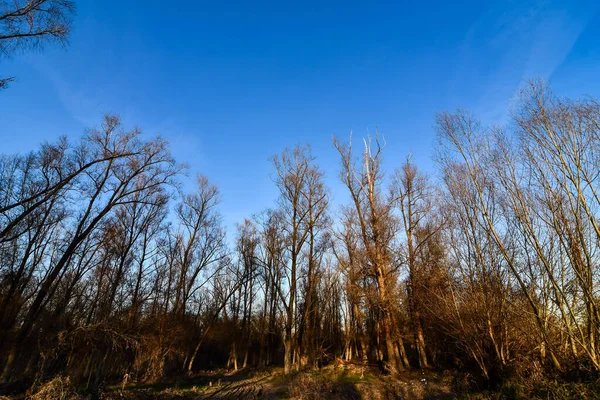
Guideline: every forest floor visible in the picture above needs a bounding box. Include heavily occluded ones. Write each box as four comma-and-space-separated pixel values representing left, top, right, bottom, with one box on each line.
7, 362, 600, 399
103, 362, 459, 399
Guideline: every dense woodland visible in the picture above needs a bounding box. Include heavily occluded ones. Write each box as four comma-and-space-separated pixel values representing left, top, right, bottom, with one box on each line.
2, 1, 600, 398
1, 82, 600, 395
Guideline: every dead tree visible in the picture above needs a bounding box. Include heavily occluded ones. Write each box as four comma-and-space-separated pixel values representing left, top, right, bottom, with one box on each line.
334, 133, 409, 374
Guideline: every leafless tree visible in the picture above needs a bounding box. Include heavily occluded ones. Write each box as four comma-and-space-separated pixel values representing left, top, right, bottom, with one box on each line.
334, 133, 409, 374
271, 144, 328, 374
0, 0, 75, 88
391, 157, 440, 368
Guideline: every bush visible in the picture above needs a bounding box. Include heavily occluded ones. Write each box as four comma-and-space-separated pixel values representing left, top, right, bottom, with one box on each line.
529, 380, 600, 400
28, 376, 86, 400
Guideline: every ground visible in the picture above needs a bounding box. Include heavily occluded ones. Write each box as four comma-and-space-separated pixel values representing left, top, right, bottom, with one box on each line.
103, 362, 458, 399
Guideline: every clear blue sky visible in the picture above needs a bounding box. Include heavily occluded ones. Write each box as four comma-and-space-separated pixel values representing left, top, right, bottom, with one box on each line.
1, 0, 599, 234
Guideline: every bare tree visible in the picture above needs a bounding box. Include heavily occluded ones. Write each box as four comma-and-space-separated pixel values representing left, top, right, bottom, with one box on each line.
333, 209, 369, 362
334, 133, 408, 374
172, 175, 226, 317
271, 144, 328, 374
0, 0, 75, 88
391, 157, 439, 368
1, 115, 181, 382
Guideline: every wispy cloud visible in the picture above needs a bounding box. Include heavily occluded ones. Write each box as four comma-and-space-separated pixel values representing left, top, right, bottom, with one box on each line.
451, 0, 596, 124
41, 66, 105, 127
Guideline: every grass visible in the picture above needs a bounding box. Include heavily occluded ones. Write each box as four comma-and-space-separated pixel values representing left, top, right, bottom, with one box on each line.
31, 364, 600, 399
104, 365, 451, 399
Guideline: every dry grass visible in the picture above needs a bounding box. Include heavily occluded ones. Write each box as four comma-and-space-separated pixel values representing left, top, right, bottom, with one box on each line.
21, 366, 598, 400
284, 363, 454, 400
27, 376, 85, 400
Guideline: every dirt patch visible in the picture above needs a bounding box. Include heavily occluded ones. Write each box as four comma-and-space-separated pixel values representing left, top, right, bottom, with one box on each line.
103, 365, 456, 399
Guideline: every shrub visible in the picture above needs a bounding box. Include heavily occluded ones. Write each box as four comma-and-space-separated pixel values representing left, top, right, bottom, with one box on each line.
28, 376, 85, 400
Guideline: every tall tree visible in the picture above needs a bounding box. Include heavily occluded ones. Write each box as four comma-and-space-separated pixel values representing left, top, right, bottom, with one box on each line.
391, 157, 437, 368
334, 134, 409, 374
271, 144, 328, 374
1, 115, 181, 382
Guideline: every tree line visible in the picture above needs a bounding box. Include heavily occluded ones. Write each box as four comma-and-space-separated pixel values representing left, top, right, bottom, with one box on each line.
1, 82, 600, 392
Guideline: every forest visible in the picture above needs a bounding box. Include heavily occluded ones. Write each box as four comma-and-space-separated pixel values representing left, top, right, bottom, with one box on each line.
2, 1, 600, 400
2, 84, 600, 399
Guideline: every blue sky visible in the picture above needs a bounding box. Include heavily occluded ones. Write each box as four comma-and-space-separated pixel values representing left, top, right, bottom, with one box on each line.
1, 0, 599, 235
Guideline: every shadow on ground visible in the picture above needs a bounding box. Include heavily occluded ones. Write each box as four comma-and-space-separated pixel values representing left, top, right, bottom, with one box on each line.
103, 363, 457, 399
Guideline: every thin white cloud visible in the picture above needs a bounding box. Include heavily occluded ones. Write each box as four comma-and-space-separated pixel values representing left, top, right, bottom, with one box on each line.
452, 0, 596, 124
522, 9, 589, 80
